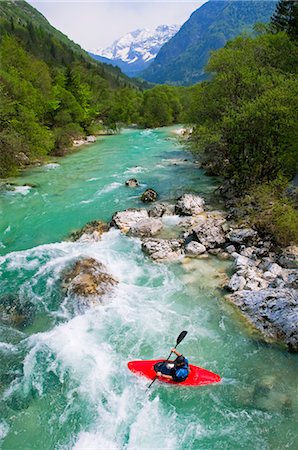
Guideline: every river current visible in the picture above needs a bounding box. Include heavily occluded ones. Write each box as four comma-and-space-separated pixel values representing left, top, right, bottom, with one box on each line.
0, 128, 297, 449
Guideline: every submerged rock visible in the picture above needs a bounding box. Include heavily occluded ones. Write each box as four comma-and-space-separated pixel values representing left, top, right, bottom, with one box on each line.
0, 294, 35, 328
70, 220, 109, 242
141, 188, 158, 202
142, 238, 183, 261
227, 288, 298, 351
62, 258, 118, 301
175, 194, 205, 216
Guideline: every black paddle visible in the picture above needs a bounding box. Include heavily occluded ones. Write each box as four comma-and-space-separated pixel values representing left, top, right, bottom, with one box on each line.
147, 330, 188, 389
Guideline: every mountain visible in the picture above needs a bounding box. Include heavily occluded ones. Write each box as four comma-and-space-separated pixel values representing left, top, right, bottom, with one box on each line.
89, 25, 180, 77
142, 0, 277, 85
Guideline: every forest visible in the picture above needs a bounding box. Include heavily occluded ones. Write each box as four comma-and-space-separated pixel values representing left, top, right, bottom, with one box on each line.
184, 0, 298, 245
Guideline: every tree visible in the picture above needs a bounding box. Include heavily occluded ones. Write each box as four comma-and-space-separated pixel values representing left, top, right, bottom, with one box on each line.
271, 0, 298, 39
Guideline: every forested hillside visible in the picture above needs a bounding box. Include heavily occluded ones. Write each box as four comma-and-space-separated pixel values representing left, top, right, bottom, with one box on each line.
0, 1, 186, 177
184, 0, 298, 244
142, 0, 277, 85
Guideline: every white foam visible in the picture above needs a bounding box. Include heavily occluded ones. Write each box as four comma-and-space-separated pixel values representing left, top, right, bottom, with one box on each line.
86, 177, 100, 182
124, 166, 146, 175
0, 421, 9, 441
7, 185, 31, 195
97, 182, 122, 195
43, 163, 60, 170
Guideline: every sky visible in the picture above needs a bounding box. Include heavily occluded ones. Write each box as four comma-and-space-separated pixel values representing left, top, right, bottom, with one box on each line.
29, 1, 205, 51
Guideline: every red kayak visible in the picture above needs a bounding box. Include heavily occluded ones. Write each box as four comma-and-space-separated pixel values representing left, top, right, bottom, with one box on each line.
128, 359, 221, 386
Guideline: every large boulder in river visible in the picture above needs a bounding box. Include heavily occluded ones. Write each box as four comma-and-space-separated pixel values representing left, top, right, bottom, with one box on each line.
141, 188, 158, 202
128, 218, 163, 237
185, 241, 206, 256
70, 220, 109, 242
111, 209, 149, 233
62, 258, 118, 301
227, 288, 298, 351
175, 194, 205, 216
142, 238, 184, 261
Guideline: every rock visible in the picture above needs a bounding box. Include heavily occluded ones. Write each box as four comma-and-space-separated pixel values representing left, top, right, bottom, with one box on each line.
111, 209, 149, 233
226, 288, 298, 351
128, 218, 163, 237
0, 294, 35, 328
175, 194, 205, 216
226, 245, 236, 254
142, 239, 183, 261
86, 135, 96, 143
278, 246, 298, 269
233, 254, 255, 270
228, 274, 246, 292
141, 188, 158, 202
268, 263, 284, 277
70, 220, 109, 242
125, 178, 139, 187
185, 241, 206, 256
148, 203, 174, 218
189, 212, 226, 249
62, 258, 118, 300
240, 247, 257, 259
227, 228, 258, 245
16, 152, 30, 165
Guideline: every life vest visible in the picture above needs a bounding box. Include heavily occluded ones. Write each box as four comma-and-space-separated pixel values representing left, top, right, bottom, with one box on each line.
173, 358, 189, 382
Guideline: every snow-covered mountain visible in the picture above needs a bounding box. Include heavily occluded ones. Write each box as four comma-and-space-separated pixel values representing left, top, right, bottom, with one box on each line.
89, 25, 179, 77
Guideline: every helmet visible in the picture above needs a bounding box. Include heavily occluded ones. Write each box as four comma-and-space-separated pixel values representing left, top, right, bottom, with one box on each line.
175, 356, 185, 367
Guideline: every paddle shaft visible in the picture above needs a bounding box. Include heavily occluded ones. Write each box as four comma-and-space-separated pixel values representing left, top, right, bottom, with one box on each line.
147, 330, 187, 389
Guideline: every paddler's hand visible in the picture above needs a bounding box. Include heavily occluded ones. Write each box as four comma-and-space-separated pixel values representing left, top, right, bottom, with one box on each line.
157, 372, 162, 377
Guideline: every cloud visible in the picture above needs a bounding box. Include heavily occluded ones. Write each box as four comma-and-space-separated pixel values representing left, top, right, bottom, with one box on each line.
29, 1, 204, 50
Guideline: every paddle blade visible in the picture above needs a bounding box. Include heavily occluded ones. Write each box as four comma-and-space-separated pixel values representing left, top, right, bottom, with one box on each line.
176, 330, 187, 346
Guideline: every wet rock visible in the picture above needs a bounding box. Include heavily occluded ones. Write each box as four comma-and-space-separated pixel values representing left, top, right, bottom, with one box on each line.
175, 194, 205, 216
70, 220, 109, 242
125, 178, 139, 187
86, 135, 96, 143
227, 288, 298, 351
185, 241, 206, 256
62, 258, 118, 300
141, 188, 158, 202
148, 203, 174, 218
226, 245, 236, 254
111, 209, 148, 233
227, 228, 258, 245
128, 218, 163, 237
142, 238, 183, 261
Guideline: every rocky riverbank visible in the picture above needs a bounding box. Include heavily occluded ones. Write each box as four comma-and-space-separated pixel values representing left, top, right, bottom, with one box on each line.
70, 192, 298, 351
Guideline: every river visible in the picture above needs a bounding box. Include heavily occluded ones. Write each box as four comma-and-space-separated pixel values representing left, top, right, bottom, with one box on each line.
0, 128, 297, 449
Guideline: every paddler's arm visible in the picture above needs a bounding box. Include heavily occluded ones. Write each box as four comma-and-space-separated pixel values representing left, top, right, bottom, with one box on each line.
156, 372, 173, 380
171, 348, 182, 357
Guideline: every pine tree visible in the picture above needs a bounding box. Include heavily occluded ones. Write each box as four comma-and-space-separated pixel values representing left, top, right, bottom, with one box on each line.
271, 0, 298, 39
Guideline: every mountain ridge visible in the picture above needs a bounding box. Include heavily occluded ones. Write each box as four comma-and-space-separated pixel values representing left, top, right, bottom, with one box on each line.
142, 0, 277, 85
89, 25, 180, 77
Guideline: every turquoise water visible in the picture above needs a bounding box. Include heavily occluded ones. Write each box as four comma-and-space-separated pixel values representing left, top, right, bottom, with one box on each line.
0, 128, 297, 449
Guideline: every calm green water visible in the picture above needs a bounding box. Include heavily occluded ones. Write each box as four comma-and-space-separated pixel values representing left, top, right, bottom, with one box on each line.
0, 128, 297, 450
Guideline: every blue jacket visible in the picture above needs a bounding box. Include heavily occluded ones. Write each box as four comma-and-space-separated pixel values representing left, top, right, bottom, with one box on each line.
173, 358, 189, 381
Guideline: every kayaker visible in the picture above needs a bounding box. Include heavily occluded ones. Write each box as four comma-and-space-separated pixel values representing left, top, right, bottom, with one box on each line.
155, 348, 189, 382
